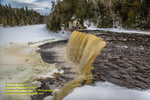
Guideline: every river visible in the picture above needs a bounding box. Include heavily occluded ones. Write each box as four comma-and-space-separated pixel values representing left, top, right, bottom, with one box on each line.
0, 25, 150, 100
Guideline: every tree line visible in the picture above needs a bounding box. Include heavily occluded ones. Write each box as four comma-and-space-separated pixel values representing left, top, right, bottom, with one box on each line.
0, 3, 44, 27
47, 0, 150, 32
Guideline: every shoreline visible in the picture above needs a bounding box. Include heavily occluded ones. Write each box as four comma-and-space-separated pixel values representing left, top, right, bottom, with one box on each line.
0, 28, 150, 100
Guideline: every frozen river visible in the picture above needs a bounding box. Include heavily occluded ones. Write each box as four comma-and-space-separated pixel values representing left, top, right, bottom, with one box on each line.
0, 24, 67, 45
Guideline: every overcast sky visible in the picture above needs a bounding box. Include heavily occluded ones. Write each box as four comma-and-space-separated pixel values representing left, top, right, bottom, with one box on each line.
0, 0, 55, 15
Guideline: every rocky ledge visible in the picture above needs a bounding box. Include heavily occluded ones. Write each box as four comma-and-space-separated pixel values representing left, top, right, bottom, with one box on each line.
80, 30, 150, 90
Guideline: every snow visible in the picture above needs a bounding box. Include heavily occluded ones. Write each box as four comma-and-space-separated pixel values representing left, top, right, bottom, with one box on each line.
86, 24, 150, 35
0, 24, 69, 45
64, 82, 150, 100
1, 24, 150, 100
1, 24, 148, 46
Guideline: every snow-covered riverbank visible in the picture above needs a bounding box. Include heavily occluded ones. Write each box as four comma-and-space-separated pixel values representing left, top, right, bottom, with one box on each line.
87, 26, 150, 35
64, 82, 150, 100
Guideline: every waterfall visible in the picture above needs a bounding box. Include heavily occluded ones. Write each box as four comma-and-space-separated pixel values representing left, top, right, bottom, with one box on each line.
54, 31, 106, 100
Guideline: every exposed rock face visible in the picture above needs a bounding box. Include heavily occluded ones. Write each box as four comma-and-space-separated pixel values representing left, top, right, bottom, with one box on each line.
80, 30, 150, 89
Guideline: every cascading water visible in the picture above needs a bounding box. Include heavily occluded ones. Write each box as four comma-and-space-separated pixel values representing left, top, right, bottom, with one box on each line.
54, 31, 106, 100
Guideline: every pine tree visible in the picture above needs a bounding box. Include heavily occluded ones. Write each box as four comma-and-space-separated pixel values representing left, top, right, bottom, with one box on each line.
0, 3, 44, 27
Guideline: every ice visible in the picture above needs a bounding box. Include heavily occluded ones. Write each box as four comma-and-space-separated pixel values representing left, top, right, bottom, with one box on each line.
64, 82, 150, 100
0, 24, 68, 45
